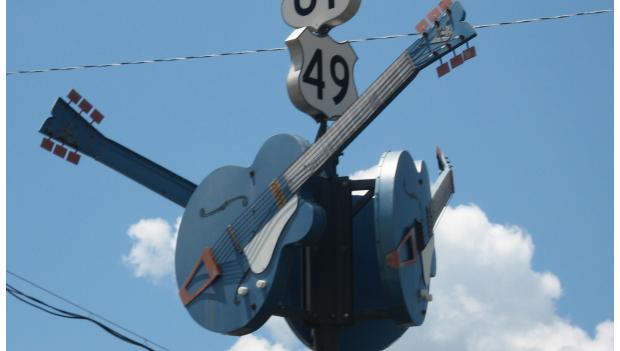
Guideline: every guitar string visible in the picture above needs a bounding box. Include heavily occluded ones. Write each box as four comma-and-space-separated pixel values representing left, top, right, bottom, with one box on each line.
232, 47, 427, 258
235, 56, 410, 239
233, 61, 410, 261
283, 34, 433, 190
222, 55, 417, 263
211, 51, 414, 260
208, 35, 434, 268
283, 35, 436, 190
209, 56, 412, 263
186, 40, 436, 290
286, 53, 415, 188
187, 38, 430, 267
285, 53, 412, 187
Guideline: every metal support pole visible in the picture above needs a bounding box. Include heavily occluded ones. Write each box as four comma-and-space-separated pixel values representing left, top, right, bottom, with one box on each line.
301, 153, 353, 351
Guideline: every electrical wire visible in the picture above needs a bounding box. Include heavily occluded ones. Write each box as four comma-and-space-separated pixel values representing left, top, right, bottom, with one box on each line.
7, 284, 156, 351
7, 270, 171, 351
6, 9, 611, 76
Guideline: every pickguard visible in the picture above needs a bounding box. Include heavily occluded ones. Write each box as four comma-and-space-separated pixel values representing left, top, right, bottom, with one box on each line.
244, 195, 299, 274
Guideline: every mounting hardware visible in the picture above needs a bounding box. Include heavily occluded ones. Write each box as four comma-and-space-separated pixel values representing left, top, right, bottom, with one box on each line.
256, 280, 267, 289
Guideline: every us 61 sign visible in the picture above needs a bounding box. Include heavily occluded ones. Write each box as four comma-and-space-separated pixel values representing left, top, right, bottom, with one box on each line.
286, 27, 358, 121
282, 0, 361, 33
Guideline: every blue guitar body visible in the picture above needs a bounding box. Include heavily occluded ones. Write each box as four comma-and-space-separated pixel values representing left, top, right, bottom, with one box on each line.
374, 150, 436, 326
175, 134, 325, 335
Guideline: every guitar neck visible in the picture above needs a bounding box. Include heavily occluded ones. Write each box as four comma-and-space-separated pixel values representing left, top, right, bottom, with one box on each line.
284, 52, 418, 191
281, 0, 478, 194
429, 167, 454, 229
84, 136, 197, 207
40, 99, 197, 207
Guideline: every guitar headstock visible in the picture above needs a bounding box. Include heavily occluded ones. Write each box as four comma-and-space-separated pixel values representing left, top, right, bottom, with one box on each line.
39, 90, 106, 165
407, 1, 477, 76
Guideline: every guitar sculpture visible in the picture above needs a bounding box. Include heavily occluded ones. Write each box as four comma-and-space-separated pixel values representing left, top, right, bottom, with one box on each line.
174, 1, 476, 336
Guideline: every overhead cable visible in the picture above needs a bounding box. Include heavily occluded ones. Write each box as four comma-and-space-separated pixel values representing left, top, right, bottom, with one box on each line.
5, 9, 612, 76
7, 270, 171, 351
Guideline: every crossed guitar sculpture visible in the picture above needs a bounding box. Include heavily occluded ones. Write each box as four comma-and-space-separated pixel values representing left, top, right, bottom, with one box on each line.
39, 1, 475, 350
174, 1, 472, 348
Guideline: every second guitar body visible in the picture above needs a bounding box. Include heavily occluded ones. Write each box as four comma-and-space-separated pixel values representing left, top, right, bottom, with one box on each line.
175, 134, 326, 335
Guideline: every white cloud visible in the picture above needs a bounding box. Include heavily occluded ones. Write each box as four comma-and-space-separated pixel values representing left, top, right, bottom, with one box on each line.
263, 317, 304, 350
122, 217, 180, 282
228, 334, 287, 351
349, 164, 379, 181
387, 205, 613, 351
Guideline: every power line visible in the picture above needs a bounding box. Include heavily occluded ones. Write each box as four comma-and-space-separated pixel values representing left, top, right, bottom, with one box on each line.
7, 283, 156, 351
5, 8, 612, 76
7, 270, 171, 351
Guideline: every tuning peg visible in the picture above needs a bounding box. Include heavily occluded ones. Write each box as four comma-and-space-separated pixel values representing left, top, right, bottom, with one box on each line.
439, 0, 453, 11
436, 62, 450, 78
449, 53, 464, 69
418, 0, 452, 34
427, 7, 442, 23
53, 144, 68, 158
78, 99, 93, 114
416, 19, 429, 34
90, 109, 104, 124
67, 89, 82, 105
463, 46, 477, 61
40, 138, 54, 152
66, 151, 81, 165
435, 147, 445, 171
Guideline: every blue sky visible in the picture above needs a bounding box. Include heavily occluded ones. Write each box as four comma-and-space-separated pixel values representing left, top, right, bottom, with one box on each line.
7, 1, 613, 350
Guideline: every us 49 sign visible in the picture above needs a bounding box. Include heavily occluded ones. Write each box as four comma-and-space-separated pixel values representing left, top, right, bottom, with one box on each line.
286, 27, 358, 121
